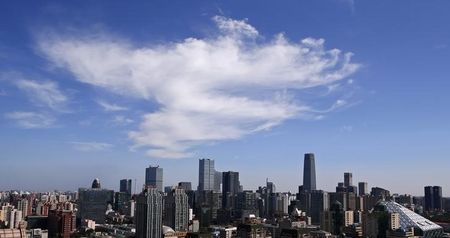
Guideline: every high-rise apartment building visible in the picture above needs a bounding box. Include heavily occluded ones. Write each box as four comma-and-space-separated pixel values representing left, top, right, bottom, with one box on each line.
17, 199, 29, 219
145, 166, 163, 192
135, 188, 163, 238
198, 159, 215, 191
164, 188, 189, 231
303, 153, 316, 191
48, 209, 76, 238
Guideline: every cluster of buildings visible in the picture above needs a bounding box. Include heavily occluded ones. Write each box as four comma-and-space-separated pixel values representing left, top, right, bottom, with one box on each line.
0, 154, 448, 238
0, 191, 76, 238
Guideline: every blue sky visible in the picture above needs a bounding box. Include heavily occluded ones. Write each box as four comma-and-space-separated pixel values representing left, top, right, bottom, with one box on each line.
1, 1, 449, 195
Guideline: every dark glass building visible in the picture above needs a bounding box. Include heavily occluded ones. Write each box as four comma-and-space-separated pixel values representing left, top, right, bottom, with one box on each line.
222, 171, 240, 209
433, 186, 443, 211
310, 190, 329, 225
358, 182, 368, 196
198, 159, 215, 191
145, 166, 163, 192
120, 179, 132, 195
425, 186, 443, 211
303, 153, 316, 191
344, 172, 353, 187
425, 186, 434, 211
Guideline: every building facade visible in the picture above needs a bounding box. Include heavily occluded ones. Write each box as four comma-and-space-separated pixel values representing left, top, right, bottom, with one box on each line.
135, 188, 163, 238
198, 159, 215, 191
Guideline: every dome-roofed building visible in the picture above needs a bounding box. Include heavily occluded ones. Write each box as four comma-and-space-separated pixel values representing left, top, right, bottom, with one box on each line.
92, 178, 101, 189
162, 226, 175, 235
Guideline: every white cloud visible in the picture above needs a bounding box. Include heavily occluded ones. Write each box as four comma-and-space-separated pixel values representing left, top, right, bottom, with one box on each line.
38, 16, 360, 159
5, 111, 56, 129
14, 79, 68, 111
69, 141, 113, 152
213, 16, 258, 38
97, 100, 127, 112
112, 115, 134, 126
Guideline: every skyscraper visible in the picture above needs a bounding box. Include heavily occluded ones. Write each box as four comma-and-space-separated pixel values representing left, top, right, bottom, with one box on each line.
425, 186, 443, 211
433, 186, 443, 211
303, 153, 316, 191
222, 171, 240, 209
135, 187, 163, 238
120, 179, 132, 195
424, 186, 433, 211
344, 172, 353, 187
214, 171, 223, 192
310, 190, 329, 225
222, 171, 240, 195
358, 182, 368, 196
145, 166, 163, 192
198, 159, 215, 191
164, 188, 189, 231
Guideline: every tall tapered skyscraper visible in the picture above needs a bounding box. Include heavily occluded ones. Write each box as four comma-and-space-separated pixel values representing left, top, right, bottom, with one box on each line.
303, 153, 316, 191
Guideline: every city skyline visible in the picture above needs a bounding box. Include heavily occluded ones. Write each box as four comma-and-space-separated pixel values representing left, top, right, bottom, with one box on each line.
1, 1, 450, 195
0, 155, 446, 199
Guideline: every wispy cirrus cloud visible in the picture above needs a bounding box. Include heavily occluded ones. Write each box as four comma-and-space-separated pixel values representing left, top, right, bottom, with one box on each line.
14, 79, 68, 112
112, 115, 134, 126
5, 111, 56, 129
38, 16, 360, 159
69, 141, 113, 152
97, 100, 127, 112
